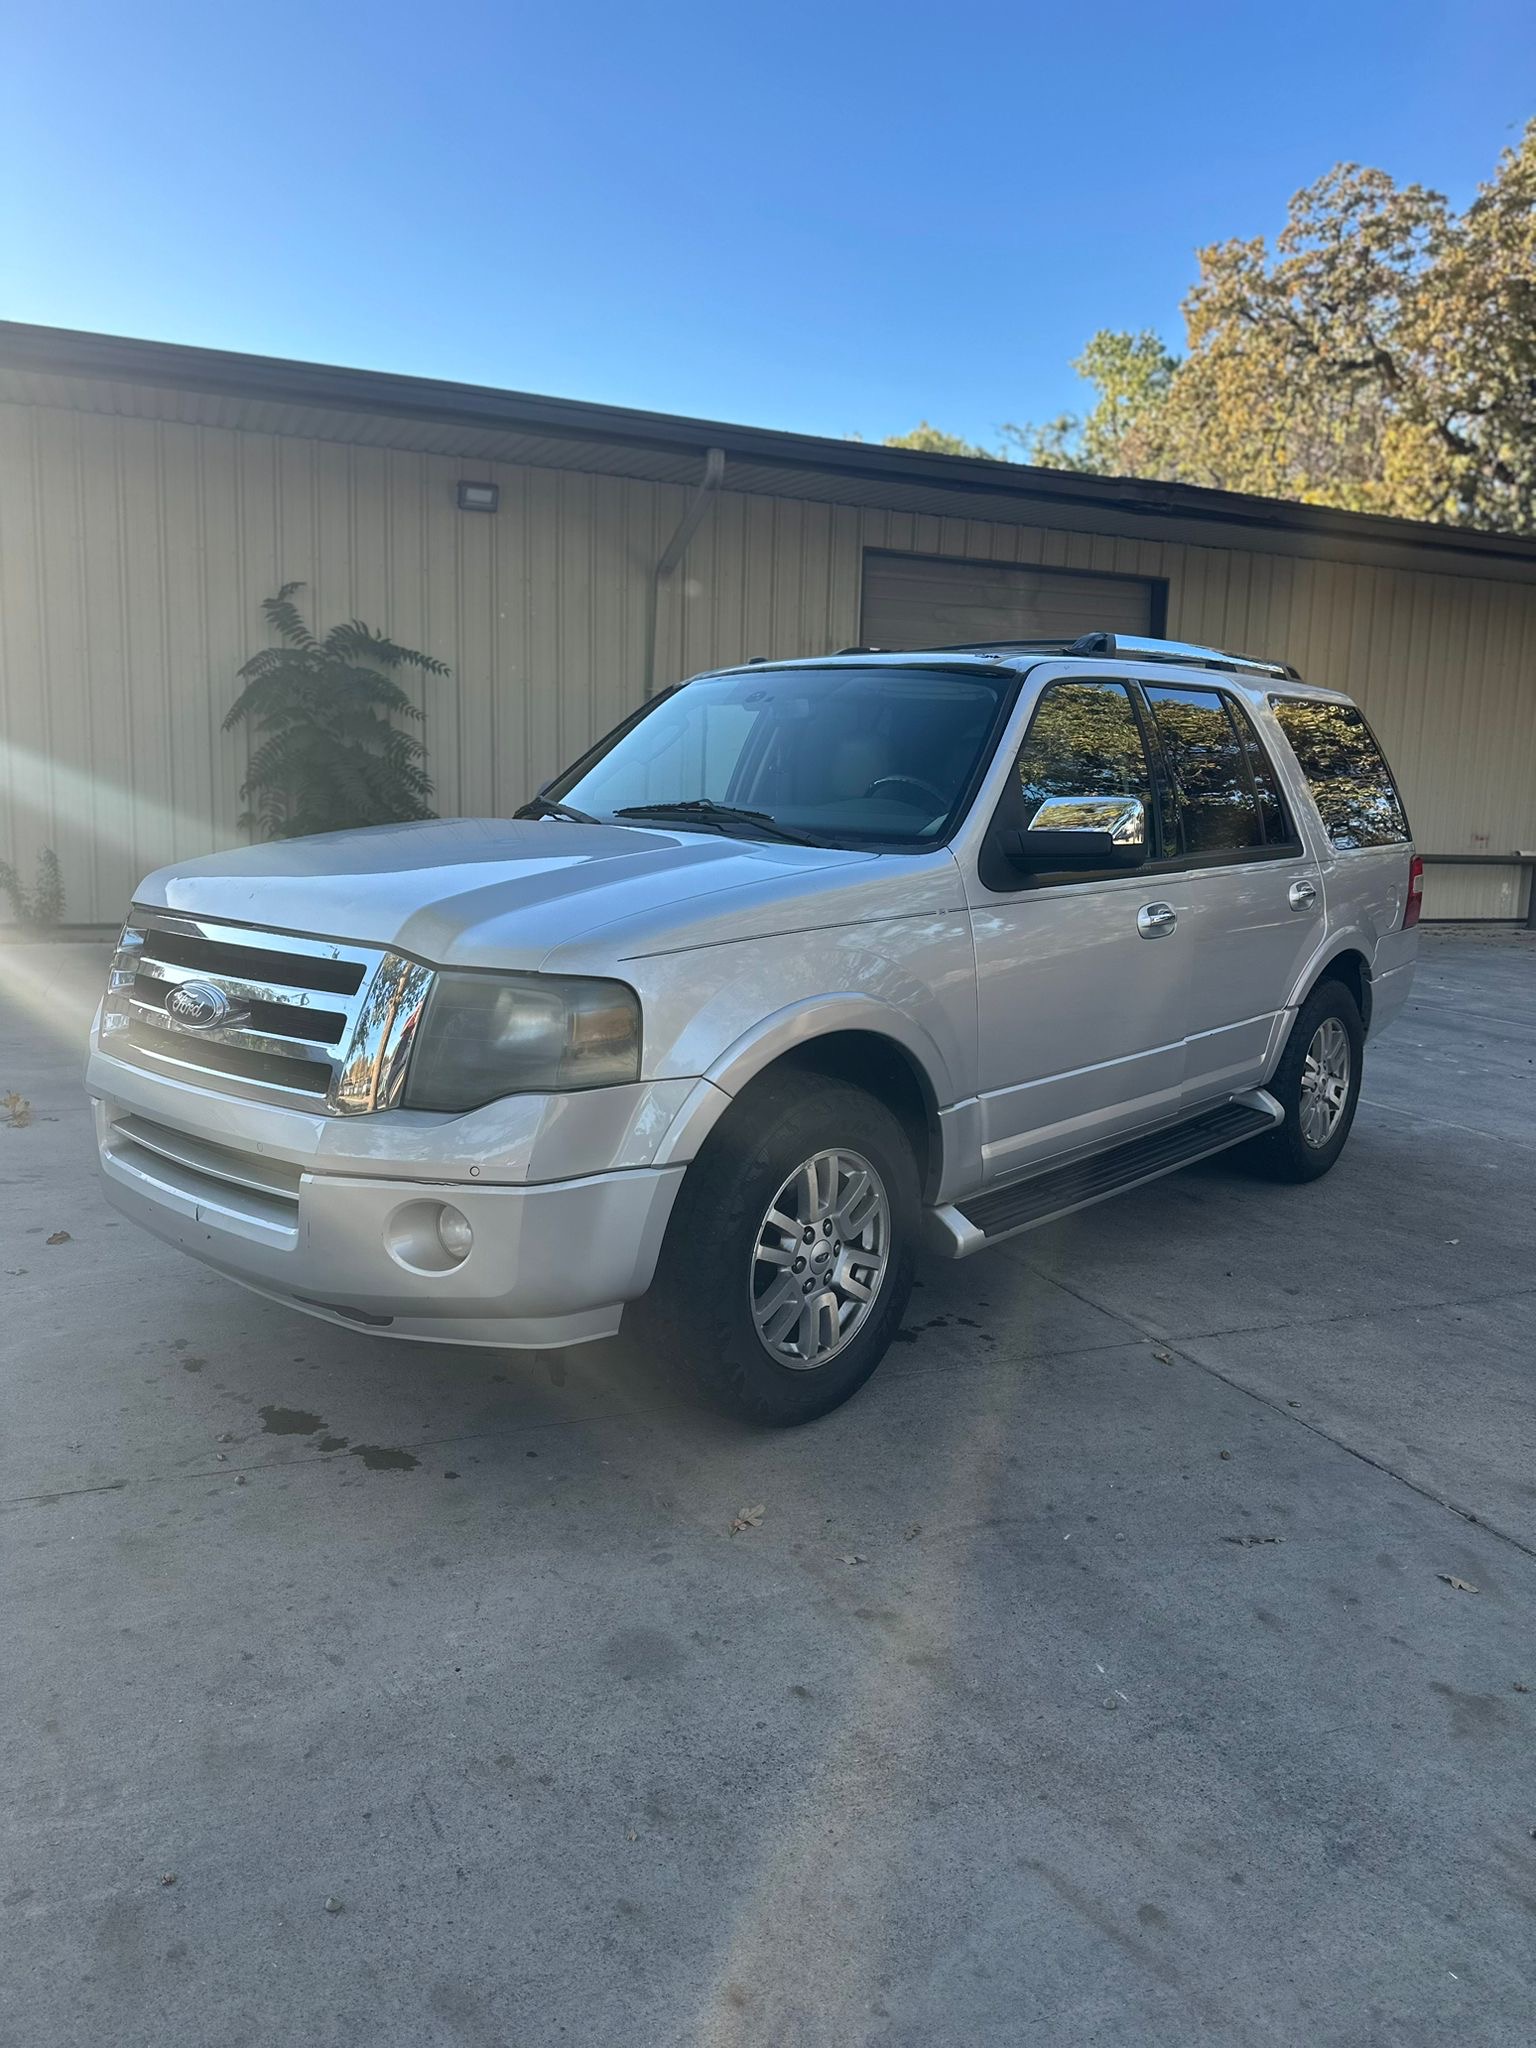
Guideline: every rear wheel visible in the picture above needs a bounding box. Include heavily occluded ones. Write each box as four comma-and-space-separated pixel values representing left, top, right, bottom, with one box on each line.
1255, 979, 1364, 1182
633, 1072, 919, 1423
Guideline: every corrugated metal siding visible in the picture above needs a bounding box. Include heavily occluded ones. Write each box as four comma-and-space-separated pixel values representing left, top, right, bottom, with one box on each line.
2, 398, 1533, 923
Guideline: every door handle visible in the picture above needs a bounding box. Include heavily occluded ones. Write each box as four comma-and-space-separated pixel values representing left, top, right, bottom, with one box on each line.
1137, 902, 1178, 939
1288, 879, 1318, 912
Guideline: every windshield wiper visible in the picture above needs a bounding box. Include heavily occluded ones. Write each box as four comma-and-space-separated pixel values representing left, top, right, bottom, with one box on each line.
611, 799, 814, 844
516, 795, 603, 825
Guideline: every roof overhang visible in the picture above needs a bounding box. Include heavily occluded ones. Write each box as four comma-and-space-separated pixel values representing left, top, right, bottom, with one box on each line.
3, 321, 1535, 584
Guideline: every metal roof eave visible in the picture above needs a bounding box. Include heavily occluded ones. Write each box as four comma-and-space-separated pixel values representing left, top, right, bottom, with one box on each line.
3, 320, 1535, 580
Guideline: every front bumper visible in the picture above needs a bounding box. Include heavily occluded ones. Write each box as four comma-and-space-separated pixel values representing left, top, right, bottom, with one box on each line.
90, 1073, 688, 1349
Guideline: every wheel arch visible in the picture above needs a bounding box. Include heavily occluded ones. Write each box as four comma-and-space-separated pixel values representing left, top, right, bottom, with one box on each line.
1303, 944, 1373, 1034
652, 1000, 953, 1201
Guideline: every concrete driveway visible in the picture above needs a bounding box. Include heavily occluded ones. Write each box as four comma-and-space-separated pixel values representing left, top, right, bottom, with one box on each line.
3, 929, 1534, 2047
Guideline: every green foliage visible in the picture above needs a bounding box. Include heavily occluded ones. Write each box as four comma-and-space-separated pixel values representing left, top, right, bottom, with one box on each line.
881, 421, 1001, 458
225, 584, 448, 839
887, 119, 1536, 531
1160, 124, 1536, 529
0, 847, 65, 927
1005, 331, 1179, 476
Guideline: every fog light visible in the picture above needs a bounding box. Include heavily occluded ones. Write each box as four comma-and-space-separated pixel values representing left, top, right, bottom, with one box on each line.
384, 1199, 476, 1274
436, 1205, 474, 1261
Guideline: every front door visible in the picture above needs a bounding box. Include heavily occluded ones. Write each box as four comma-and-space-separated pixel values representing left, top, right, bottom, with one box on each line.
1138, 683, 1324, 1107
966, 675, 1193, 1183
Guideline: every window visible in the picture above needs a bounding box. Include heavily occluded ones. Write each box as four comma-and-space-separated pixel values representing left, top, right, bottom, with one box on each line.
1013, 680, 1154, 829
548, 665, 1010, 845
1145, 685, 1263, 855
1269, 698, 1411, 849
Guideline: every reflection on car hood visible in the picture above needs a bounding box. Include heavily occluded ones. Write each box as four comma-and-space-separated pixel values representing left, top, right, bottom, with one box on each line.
137, 817, 876, 969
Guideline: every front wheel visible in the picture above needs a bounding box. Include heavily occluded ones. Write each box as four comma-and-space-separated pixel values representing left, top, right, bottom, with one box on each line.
1255, 979, 1364, 1183
632, 1072, 919, 1423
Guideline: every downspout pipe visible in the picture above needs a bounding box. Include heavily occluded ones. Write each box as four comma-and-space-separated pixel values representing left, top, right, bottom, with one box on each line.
644, 446, 726, 696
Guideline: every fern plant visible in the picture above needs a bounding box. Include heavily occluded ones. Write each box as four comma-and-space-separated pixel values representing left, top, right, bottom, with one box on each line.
224, 584, 448, 839
0, 847, 65, 927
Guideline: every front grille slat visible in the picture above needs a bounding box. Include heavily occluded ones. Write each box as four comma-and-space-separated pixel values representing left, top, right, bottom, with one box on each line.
137, 952, 356, 1026
111, 1112, 305, 1199
132, 975, 347, 1049
135, 926, 365, 996
124, 1020, 333, 1096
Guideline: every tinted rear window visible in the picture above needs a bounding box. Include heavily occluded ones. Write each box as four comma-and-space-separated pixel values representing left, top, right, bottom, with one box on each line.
1269, 698, 1411, 850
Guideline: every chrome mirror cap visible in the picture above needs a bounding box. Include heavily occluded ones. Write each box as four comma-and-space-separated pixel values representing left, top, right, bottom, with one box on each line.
1027, 794, 1146, 848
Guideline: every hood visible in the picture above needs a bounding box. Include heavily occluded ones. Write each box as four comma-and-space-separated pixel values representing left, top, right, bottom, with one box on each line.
137, 817, 875, 969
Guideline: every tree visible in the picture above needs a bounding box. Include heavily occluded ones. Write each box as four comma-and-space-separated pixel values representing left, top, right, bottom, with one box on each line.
0, 847, 65, 927
225, 585, 447, 839
1005, 330, 1178, 476
881, 421, 1000, 458
883, 120, 1536, 531
1159, 126, 1536, 527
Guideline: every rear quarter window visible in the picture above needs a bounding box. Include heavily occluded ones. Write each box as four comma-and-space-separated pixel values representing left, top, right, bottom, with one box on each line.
1269, 698, 1411, 850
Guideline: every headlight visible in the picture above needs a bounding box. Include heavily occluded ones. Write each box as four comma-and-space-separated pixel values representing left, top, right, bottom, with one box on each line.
101, 920, 144, 1036
402, 972, 642, 1112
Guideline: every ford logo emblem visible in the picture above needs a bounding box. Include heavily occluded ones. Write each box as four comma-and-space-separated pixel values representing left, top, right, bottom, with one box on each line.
164, 981, 235, 1031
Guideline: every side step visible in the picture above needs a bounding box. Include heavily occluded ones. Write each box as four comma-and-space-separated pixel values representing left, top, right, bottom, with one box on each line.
928, 1092, 1282, 1257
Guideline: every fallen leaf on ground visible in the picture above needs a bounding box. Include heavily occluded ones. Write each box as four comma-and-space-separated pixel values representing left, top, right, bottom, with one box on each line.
1513, 1681, 1529, 1694
2, 1091, 31, 1127
903, 1523, 922, 1542
1152, 1348, 1173, 1364
45, 1230, 71, 1245
1439, 1575, 1479, 1593
160, 1873, 177, 1887
839, 1554, 868, 1566
729, 1504, 765, 1535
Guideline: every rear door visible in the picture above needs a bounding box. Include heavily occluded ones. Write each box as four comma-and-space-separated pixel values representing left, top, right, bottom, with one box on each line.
1137, 682, 1323, 1107
1266, 693, 1419, 1026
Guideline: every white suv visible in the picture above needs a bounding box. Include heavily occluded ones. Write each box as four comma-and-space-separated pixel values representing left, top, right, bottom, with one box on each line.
88, 632, 1421, 1422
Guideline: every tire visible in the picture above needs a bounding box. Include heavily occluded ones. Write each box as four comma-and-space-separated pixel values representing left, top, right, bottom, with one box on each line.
1254, 979, 1364, 1183
631, 1071, 920, 1424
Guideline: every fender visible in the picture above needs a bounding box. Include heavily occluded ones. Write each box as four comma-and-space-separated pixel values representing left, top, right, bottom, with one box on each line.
1283, 926, 1374, 1015
650, 993, 959, 1172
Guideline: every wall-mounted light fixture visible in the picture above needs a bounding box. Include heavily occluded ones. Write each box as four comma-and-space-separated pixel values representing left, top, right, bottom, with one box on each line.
456, 480, 500, 513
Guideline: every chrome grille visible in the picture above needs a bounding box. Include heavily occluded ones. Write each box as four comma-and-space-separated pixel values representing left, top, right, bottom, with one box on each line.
104, 910, 434, 1115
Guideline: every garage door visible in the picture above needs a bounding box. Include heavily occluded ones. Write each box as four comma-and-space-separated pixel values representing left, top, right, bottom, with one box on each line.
861, 551, 1155, 650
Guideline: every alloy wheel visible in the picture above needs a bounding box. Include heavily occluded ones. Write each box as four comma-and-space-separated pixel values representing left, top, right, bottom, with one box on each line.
749, 1148, 890, 1369
1299, 1016, 1351, 1148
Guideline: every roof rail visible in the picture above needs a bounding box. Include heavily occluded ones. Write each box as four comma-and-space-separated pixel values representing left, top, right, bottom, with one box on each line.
1069, 631, 1302, 682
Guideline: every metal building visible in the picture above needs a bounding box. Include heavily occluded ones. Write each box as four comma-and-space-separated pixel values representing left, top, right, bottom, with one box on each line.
2, 321, 1533, 926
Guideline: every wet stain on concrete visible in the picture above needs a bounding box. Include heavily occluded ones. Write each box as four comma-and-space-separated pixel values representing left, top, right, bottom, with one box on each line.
317, 1436, 348, 1454
180, 1356, 208, 1373
602, 1627, 684, 1680
258, 1405, 325, 1436
1429, 1679, 1509, 1739
348, 1443, 420, 1472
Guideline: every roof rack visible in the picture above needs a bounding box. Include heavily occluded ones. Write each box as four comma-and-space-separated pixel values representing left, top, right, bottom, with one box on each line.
1067, 632, 1302, 682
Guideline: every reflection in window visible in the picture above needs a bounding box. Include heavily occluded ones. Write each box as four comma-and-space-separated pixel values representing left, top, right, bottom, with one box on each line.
1014, 681, 1153, 829
1146, 686, 1263, 855
1227, 698, 1292, 844
1270, 698, 1410, 849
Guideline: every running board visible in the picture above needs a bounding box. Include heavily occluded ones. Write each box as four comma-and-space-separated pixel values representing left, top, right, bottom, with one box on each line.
925, 1091, 1282, 1258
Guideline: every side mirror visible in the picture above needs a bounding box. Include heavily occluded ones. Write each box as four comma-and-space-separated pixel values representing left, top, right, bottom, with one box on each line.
1006, 794, 1147, 871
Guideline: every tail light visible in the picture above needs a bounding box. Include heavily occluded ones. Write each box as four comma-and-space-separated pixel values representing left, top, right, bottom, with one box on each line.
1403, 854, 1424, 929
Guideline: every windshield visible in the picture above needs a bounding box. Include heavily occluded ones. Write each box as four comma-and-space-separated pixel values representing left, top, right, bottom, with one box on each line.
544, 665, 1011, 845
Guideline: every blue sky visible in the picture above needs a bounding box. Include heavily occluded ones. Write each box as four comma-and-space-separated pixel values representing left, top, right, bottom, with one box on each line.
4, 1, 1532, 446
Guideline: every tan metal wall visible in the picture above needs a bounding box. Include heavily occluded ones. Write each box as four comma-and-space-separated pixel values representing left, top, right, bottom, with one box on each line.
3, 397, 1534, 923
